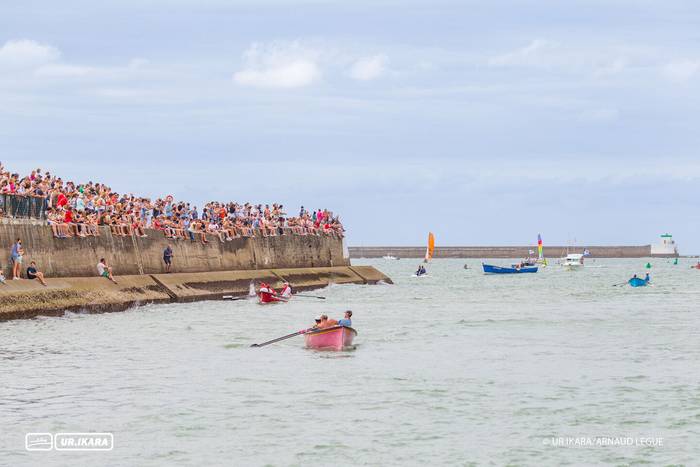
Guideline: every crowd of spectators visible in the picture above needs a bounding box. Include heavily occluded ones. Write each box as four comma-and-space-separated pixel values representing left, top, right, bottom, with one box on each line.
0, 163, 345, 242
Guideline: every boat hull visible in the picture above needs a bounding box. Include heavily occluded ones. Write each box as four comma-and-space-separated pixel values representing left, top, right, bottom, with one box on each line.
304, 326, 357, 350
482, 264, 538, 274
628, 278, 648, 287
258, 294, 288, 304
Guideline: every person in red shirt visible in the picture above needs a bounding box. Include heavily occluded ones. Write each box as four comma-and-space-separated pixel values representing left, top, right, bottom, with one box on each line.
64, 207, 73, 224
56, 192, 68, 208
258, 282, 286, 303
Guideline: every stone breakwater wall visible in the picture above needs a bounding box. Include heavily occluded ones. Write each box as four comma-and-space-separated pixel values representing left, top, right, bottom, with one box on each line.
0, 265, 392, 321
0, 221, 348, 278
350, 245, 655, 258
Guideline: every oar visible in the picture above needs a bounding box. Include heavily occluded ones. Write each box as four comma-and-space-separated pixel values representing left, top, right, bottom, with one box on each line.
294, 294, 326, 300
611, 282, 628, 287
250, 329, 310, 347
222, 295, 249, 300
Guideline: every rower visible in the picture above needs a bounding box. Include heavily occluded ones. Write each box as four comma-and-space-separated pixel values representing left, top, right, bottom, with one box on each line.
317, 314, 338, 329
337, 310, 352, 327
279, 281, 292, 298
644, 273, 650, 282
258, 282, 279, 303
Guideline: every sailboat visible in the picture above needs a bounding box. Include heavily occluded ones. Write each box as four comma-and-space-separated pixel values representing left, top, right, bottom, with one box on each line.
536, 233, 547, 266
423, 232, 435, 263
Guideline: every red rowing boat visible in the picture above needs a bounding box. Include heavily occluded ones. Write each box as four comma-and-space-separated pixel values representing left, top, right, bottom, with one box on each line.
304, 326, 357, 350
258, 294, 288, 304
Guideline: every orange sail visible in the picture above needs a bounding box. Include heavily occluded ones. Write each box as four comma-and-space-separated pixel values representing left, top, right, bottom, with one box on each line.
424, 232, 435, 262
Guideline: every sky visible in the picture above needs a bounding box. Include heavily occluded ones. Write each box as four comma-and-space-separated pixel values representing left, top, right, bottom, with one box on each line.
1, 0, 699, 252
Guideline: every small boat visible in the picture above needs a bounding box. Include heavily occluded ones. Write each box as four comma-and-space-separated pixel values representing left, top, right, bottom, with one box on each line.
692, 263, 700, 270
382, 255, 399, 260
628, 277, 649, 287
561, 253, 584, 270
536, 233, 548, 266
258, 283, 289, 304
304, 325, 357, 350
258, 295, 288, 304
482, 263, 538, 274
424, 232, 435, 263
645, 262, 652, 269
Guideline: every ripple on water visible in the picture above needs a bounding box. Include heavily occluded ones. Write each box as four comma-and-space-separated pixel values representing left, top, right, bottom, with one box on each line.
2, 258, 700, 465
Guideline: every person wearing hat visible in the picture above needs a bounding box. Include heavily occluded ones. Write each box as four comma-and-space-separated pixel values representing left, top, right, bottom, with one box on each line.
258, 282, 284, 303
316, 314, 338, 329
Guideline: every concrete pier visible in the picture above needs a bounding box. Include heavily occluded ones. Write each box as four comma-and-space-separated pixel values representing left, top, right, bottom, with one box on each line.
0, 221, 391, 320
0, 265, 392, 321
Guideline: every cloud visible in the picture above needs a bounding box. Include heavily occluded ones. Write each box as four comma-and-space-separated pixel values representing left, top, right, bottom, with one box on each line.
349, 54, 387, 81
488, 39, 553, 68
0, 39, 60, 68
34, 64, 100, 78
233, 42, 321, 88
662, 59, 699, 83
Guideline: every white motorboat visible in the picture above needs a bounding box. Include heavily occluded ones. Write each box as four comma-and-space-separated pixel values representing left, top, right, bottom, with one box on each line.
560, 253, 585, 270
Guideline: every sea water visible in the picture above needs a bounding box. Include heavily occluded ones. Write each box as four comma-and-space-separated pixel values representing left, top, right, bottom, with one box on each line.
1, 258, 698, 466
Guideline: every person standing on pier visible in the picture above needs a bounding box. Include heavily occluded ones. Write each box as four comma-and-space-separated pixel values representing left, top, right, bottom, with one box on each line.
10, 238, 23, 280
163, 245, 174, 273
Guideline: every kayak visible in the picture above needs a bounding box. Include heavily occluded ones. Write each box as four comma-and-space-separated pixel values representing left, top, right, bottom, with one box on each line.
628, 277, 649, 287
304, 325, 357, 350
482, 263, 538, 274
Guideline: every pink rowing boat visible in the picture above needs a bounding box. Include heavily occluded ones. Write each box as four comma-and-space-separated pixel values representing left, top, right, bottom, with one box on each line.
304, 326, 357, 351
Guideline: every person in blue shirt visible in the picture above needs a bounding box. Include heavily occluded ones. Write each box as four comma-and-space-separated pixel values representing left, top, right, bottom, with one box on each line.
644, 273, 650, 282
337, 310, 352, 327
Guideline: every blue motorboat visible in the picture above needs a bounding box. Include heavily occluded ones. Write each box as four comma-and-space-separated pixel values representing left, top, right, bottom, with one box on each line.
628, 277, 649, 287
482, 263, 538, 274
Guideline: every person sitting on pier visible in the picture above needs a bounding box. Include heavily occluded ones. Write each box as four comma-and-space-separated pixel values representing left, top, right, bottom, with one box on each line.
279, 281, 292, 298
337, 310, 352, 327
97, 258, 118, 284
26, 261, 48, 286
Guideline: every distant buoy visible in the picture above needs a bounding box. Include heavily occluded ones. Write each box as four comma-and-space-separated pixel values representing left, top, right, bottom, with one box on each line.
645, 262, 652, 269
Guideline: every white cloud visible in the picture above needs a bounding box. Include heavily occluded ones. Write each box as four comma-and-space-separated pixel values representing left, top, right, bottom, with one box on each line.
233, 42, 321, 88
488, 39, 553, 67
662, 59, 699, 83
349, 54, 387, 81
35, 64, 100, 78
0, 39, 60, 68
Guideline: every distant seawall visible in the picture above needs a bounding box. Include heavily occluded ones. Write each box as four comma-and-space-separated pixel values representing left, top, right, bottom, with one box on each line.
349, 245, 658, 258
1, 220, 349, 278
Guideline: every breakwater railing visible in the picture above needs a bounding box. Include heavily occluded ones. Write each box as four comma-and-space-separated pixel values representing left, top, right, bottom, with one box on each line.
0, 194, 47, 220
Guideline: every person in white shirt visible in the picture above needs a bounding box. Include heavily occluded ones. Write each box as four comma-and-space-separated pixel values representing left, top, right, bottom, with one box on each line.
279, 282, 292, 298
97, 258, 118, 284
